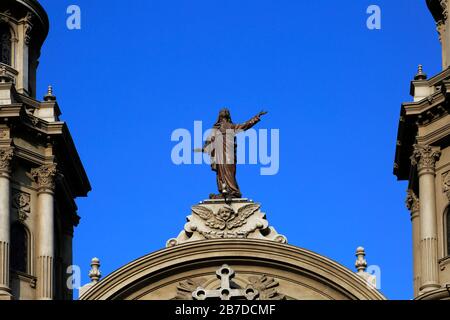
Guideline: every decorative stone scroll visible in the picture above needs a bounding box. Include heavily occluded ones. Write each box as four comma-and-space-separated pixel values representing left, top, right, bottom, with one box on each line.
167, 199, 287, 247
0, 147, 13, 174
21, 12, 34, 46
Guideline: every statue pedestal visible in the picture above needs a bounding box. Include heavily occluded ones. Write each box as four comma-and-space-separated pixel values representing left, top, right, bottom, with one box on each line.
167, 199, 287, 248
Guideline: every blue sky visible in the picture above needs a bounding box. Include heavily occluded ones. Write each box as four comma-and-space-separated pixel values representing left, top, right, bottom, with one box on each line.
37, 0, 442, 300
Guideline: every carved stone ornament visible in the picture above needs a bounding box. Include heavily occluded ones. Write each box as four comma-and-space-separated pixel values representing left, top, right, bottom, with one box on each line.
22, 12, 34, 46
437, 19, 446, 43
410, 144, 441, 172
31, 164, 57, 191
0, 147, 13, 173
174, 278, 206, 300
0, 128, 9, 140
13, 190, 31, 222
441, 0, 448, 20
174, 265, 284, 301
167, 200, 287, 247
443, 172, 450, 201
0, 10, 11, 23
406, 189, 420, 212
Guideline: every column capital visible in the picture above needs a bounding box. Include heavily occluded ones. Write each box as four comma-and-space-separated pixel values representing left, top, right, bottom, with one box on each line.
411, 144, 441, 174
31, 164, 57, 193
0, 147, 14, 176
406, 189, 420, 216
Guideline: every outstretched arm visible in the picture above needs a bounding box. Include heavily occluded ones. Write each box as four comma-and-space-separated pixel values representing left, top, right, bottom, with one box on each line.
233, 111, 268, 132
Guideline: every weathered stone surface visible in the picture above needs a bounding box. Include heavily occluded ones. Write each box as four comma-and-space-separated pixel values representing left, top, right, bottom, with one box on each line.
79, 239, 387, 301
167, 199, 287, 247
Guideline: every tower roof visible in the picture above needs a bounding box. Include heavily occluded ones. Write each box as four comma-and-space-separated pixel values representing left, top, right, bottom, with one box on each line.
0, 0, 50, 47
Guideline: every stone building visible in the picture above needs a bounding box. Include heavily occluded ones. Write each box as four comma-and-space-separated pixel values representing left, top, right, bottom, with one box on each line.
0, 0, 90, 300
0, 0, 449, 300
393, 0, 450, 301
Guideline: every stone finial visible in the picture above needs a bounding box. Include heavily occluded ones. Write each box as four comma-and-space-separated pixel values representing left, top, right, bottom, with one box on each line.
88, 258, 101, 284
355, 247, 378, 289
355, 247, 368, 273
414, 64, 428, 80
44, 85, 56, 101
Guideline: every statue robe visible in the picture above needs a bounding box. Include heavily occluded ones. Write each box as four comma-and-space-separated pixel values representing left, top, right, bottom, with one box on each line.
204, 116, 261, 198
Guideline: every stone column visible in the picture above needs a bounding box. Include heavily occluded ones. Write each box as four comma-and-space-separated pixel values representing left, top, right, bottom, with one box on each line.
411, 145, 441, 293
31, 164, 57, 300
406, 190, 421, 297
0, 148, 13, 300
16, 13, 32, 95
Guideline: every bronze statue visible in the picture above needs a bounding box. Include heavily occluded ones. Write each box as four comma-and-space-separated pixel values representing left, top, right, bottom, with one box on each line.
195, 109, 267, 199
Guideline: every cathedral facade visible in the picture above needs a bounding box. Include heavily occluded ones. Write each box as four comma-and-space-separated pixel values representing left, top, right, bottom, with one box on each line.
0, 0, 448, 300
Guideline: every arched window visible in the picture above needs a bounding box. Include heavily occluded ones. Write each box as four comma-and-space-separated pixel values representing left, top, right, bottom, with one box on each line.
0, 23, 12, 66
11, 223, 28, 273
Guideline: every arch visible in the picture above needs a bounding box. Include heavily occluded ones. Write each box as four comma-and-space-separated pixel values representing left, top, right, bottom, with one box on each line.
0, 22, 12, 66
80, 240, 386, 300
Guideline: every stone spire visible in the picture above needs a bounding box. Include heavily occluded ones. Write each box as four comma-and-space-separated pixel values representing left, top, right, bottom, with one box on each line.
414, 65, 427, 81
43, 85, 56, 101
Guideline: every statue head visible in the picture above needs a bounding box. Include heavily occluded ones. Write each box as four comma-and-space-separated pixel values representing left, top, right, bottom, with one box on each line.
217, 205, 234, 221
215, 108, 233, 125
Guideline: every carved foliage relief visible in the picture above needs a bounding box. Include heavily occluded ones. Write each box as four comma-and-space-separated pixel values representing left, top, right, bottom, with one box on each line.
12, 190, 31, 222
443, 171, 450, 201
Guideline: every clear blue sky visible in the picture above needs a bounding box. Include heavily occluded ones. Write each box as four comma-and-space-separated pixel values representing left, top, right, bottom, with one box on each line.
37, 0, 442, 300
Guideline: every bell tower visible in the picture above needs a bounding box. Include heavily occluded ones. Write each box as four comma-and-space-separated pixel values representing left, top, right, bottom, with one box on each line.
0, 0, 90, 300
394, 0, 450, 300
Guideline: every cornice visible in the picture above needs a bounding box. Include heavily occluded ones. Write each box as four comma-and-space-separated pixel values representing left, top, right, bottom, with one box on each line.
410, 67, 450, 93
416, 116, 450, 145
0, 104, 22, 118
415, 287, 450, 300
13, 143, 51, 165
0, 102, 91, 196
402, 91, 446, 116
